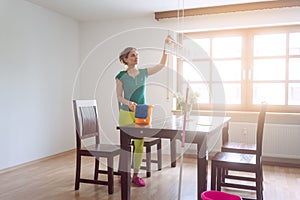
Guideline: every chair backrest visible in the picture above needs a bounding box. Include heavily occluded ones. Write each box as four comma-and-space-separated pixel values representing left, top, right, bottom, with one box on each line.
256, 102, 267, 160
73, 100, 100, 149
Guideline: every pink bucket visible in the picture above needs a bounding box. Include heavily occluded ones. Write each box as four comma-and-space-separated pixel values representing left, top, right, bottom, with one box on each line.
201, 191, 242, 200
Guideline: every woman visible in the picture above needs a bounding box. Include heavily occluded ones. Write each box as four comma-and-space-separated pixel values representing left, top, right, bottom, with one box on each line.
115, 36, 174, 187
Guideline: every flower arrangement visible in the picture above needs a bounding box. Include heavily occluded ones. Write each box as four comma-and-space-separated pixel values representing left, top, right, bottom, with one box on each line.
173, 91, 200, 110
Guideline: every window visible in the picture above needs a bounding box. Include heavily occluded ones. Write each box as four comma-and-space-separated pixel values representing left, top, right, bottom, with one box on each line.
179, 25, 300, 112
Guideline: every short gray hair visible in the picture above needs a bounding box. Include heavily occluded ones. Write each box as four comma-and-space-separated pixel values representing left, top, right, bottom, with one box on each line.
119, 47, 136, 65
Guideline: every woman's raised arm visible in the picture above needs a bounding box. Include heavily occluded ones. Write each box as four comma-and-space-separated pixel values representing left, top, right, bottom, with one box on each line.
147, 35, 176, 76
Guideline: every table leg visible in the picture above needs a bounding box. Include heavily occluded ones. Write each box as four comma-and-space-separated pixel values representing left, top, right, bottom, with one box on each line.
170, 138, 176, 167
222, 122, 229, 145
197, 142, 207, 200
120, 129, 131, 200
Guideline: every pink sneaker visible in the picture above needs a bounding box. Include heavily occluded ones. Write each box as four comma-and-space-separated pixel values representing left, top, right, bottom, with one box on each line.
132, 176, 146, 187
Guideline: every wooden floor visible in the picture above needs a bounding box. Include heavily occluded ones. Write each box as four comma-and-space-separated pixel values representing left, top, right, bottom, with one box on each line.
1, 150, 300, 200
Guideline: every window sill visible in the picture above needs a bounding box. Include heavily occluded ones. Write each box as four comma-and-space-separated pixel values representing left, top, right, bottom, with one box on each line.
172, 110, 300, 125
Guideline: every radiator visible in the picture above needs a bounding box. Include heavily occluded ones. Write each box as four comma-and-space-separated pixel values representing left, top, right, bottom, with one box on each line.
226, 122, 300, 159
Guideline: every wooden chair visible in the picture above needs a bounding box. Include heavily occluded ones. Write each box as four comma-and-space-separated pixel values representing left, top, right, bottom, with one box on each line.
118, 102, 162, 177
73, 100, 120, 194
211, 103, 267, 200
221, 102, 267, 182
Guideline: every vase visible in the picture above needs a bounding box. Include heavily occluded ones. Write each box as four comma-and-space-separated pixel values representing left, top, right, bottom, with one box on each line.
180, 103, 192, 120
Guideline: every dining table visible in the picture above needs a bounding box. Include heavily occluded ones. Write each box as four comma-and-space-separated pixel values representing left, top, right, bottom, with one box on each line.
117, 115, 231, 200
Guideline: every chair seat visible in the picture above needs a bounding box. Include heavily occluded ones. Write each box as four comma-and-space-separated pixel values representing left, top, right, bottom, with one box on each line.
213, 152, 256, 166
222, 142, 256, 154
211, 152, 262, 194
144, 137, 161, 144
82, 144, 120, 155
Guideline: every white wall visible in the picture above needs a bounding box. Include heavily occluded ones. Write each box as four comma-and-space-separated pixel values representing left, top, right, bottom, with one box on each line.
0, 0, 79, 170
78, 7, 300, 154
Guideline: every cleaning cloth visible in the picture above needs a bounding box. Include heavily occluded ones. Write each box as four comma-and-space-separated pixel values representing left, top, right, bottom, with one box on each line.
134, 104, 148, 119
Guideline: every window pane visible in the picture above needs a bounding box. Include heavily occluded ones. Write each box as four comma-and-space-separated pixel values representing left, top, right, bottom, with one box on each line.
183, 61, 209, 82
253, 59, 285, 80
253, 83, 285, 105
213, 60, 242, 81
183, 38, 209, 60
288, 83, 300, 105
193, 38, 210, 56
289, 33, 300, 55
289, 58, 300, 80
190, 84, 209, 104
212, 36, 242, 58
223, 83, 241, 104
211, 83, 228, 105
254, 34, 286, 56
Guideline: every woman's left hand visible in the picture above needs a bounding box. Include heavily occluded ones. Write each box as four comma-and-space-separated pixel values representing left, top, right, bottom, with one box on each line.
165, 35, 176, 44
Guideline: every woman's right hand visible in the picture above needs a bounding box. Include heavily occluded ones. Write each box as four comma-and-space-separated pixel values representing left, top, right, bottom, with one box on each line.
128, 101, 136, 111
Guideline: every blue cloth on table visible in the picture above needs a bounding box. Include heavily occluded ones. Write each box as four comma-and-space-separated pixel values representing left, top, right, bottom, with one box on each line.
135, 104, 148, 119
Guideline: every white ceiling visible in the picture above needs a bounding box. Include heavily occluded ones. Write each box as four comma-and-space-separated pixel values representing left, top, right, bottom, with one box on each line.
25, 0, 271, 21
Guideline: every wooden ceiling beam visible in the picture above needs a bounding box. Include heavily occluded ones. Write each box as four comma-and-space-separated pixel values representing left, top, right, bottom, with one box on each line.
155, 0, 300, 20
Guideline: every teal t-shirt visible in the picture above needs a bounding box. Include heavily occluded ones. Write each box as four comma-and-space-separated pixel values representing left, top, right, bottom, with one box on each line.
115, 68, 148, 111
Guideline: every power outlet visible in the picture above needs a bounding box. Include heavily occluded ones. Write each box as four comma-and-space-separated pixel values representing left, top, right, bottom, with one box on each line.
242, 128, 247, 135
